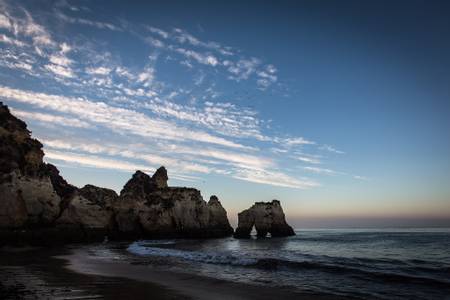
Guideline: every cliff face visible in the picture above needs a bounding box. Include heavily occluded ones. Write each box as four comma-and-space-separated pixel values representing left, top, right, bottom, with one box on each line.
0, 103, 61, 229
115, 169, 233, 238
0, 102, 233, 243
56, 184, 118, 235
234, 200, 295, 238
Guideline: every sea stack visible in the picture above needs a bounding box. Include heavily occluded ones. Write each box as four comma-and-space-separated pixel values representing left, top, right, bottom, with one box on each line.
234, 200, 295, 238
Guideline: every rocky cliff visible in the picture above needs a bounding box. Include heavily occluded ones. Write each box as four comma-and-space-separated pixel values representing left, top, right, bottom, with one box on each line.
115, 168, 233, 238
234, 200, 295, 238
0, 103, 61, 229
0, 102, 233, 244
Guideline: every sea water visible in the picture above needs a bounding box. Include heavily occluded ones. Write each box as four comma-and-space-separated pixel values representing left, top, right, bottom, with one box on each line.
98, 228, 450, 299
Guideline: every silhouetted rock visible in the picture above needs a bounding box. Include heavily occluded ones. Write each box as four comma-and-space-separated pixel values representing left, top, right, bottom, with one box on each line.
0, 103, 45, 179
0, 102, 61, 229
121, 170, 153, 198
56, 185, 118, 235
207, 195, 234, 235
115, 170, 233, 238
234, 200, 295, 238
152, 166, 168, 188
0, 102, 233, 244
44, 163, 77, 201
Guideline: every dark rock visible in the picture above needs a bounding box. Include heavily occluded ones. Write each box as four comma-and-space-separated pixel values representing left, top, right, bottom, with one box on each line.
120, 170, 154, 198
0, 102, 234, 244
115, 169, 233, 238
234, 200, 295, 238
152, 166, 168, 188
207, 195, 234, 236
0, 103, 46, 181
44, 163, 77, 201
0, 102, 61, 229
56, 185, 118, 234
79, 184, 118, 209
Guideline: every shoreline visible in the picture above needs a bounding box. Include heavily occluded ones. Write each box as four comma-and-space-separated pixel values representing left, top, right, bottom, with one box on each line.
62, 246, 339, 300
1, 244, 342, 300
0, 245, 187, 299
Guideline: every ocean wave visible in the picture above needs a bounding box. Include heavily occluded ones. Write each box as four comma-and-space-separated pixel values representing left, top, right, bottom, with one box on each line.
127, 242, 258, 266
127, 242, 450, 287
253, 258, 450, 286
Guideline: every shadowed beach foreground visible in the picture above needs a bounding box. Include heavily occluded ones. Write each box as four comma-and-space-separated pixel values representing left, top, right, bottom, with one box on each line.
0, 244, 336, 300
2, 230, 450, 299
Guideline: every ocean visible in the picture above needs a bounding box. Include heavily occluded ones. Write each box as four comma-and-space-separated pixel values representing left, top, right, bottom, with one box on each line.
93, 228, 450, 299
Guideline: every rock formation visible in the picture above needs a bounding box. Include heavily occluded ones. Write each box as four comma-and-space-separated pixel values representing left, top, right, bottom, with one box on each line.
56, 184, 118, 236
115, 169, 233, 238
0, 103, 61, 229
234, 200, 295, 238
0, 102, 233, 243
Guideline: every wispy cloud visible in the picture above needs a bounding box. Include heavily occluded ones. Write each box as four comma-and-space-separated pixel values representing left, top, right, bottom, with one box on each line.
45, 150, 151, 173
175, 47, 219, 66
295, 156, 321, 164
283, 137, 315, 146
353, 175, 370, 181
0, 86, 250, 149
85, 66, 112, 75
41, 138, 211, 175
304, 166, 341, 175
0, 33, 25, 47
0, 13, 11, 30
10, 108, 91, 128
143, 98, 265, 140
320, 144, 345, 154
45, 63, 74, 78
56, 12, 123, 31
0, 1, 349, 190
146, 26, 169, 39
172, 28, 234, 56
0, 4, 54, 47
233, 168, 319, 189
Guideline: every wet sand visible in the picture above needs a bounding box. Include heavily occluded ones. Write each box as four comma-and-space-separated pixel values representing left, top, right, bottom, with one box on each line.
1, 244, 341, 300
0, 245, 189, 299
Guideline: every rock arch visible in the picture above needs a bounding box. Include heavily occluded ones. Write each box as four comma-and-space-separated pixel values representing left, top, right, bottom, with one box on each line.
234, 200, 295, 238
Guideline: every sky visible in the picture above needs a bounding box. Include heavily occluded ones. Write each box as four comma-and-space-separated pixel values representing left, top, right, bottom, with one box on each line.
1, 0, 449, 227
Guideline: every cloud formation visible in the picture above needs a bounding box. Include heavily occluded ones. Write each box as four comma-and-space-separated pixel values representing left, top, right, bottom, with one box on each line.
0, 0, 355, 189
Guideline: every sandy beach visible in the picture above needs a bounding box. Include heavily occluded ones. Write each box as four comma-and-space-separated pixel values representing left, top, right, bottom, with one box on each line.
0, 245, 187, 299
0, 244, 340, 300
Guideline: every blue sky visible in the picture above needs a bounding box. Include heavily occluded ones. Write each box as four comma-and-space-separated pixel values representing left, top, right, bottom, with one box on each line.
1, 0, 449, 227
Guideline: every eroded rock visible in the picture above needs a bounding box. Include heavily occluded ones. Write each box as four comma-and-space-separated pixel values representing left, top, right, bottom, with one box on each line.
207, 195, 234, 235
234, 200, 295, 238
0, 102, 233, 243
152, 166, 168, 189
0, 103, 61, 228
115, 170, 233, 238
56, 185, 118, 233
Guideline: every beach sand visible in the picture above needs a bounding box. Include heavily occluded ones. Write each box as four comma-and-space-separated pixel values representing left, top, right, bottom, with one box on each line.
0, 244, 341, 300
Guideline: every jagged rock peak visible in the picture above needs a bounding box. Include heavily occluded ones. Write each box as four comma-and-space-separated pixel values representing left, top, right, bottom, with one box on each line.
0, 103, 234, 243
120, 170, 152, 197
120, 167, 168, 197
45, 163, 77, 200
79, 184, 118, 208
0, 102, 45, 179
152, 166, 168, 188
234, 199, 295, 238
208, 195, 220, 205
0, 102, 61, 228
0, 102, 27, 132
